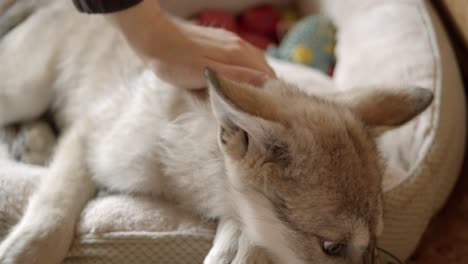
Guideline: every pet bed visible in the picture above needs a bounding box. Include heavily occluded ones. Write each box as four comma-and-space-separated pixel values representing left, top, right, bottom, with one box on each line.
0, 0, 465, 262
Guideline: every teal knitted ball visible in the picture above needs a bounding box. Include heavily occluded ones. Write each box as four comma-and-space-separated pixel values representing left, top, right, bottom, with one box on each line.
268, 15, 336, 73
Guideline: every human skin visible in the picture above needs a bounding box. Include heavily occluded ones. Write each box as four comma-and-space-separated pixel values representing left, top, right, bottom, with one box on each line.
106, 0, 275, 89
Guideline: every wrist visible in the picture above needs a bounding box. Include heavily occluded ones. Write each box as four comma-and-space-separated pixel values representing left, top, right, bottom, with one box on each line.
107, 0, 163, 29
107, 0, 170, 58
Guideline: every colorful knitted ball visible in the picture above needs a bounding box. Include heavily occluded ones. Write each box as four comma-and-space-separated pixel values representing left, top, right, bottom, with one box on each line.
268, 15, 336, 73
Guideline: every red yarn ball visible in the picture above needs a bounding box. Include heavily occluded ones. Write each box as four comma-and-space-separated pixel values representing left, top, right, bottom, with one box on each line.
238, 31, 273, 50
239, 5, 280, 37
195, 10, 238, 33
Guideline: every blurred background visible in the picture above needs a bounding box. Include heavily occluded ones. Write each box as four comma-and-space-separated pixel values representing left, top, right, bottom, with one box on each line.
410, 1, 467, 263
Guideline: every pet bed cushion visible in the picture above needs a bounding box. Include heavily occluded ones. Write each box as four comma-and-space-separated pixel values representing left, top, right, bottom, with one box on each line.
0, 0, 465, 262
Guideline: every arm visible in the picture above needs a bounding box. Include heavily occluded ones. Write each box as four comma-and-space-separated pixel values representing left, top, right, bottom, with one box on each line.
74, 0, 184, 61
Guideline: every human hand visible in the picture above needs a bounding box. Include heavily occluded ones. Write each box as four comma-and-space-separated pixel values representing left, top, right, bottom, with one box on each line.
108, 0, 274, 89
150, 19, 275, 89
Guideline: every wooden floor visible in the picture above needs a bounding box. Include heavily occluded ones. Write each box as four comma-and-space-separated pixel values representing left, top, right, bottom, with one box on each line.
408, 148, 468, 263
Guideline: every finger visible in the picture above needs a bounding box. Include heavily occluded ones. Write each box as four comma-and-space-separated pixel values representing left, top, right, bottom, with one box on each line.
257, 58, 276, 77
208, 62, 275, 87
208, 54, 276, 80
199, 37, 276, 78
244, 45, 276, 77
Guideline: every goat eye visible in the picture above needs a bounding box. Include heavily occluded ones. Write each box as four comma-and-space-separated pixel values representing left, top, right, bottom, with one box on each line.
243, 131, 249, 149
322, 241, 347, 257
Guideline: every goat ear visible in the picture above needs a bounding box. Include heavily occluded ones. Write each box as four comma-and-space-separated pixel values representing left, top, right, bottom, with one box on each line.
205, 68, 286, 159
205, 68, 288, 125
333, 86, 433, 133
